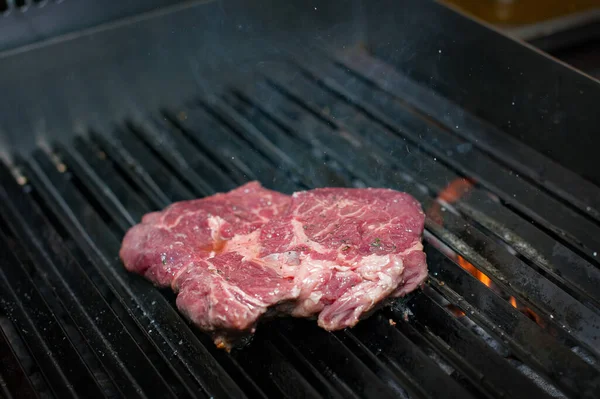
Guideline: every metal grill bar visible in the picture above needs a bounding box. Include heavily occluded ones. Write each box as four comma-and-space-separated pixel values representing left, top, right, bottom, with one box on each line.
351, 314, 478, 398
127, 120, 216, 197
89, 133, 172, 208
0, 233, 108, 399
0, 164, 169, 399
0, 326, 39, 399
3, 164, 185, 397
102, 128, 195, 202
424, 248, 599, 396
401, 291, 550, 398
168, 108, 299, 188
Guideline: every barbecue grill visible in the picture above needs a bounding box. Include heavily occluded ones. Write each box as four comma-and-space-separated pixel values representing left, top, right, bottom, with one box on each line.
1, 1, 600, 398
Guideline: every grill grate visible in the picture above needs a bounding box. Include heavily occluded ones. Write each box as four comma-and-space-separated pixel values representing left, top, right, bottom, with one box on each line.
1, 49, 600, 398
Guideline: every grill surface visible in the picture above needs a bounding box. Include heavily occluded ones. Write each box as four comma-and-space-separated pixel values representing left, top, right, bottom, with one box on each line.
1, 47, 600, 399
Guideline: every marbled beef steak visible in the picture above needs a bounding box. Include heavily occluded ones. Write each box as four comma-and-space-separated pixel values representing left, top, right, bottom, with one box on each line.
120, 181, 428, 349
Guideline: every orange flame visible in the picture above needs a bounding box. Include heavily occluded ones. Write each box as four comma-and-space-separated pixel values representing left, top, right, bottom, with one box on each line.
428, 177, 475, 225
455, 258, 546, 328
428, 178, 548, 328
438, 178, 475, 203
507, 296, 545, 328
445, 303, 466, 318
456, 255, 492, 288
522, 307, 545, 328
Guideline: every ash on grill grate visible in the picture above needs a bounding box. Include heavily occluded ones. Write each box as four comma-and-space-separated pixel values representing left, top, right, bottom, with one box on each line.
1, 48, 600, 399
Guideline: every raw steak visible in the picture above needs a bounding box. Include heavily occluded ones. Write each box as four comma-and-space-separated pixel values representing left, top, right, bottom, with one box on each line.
120, 182, 428, 349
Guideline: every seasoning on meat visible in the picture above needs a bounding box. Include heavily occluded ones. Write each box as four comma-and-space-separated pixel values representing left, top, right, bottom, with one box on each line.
120, 181, 428, 350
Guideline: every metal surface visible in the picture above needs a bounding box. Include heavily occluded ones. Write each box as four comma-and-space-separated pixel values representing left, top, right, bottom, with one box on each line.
0, 0, 190, 52
0, 0, 599, 187
1, 46, 600, 398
